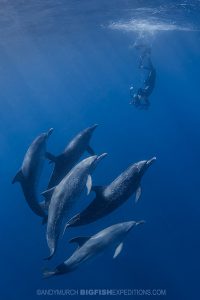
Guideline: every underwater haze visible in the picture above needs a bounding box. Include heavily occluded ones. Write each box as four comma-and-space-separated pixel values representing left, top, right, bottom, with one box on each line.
0, 0, 200, 299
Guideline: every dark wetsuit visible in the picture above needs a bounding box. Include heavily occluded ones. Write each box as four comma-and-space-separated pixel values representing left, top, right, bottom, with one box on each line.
130, 46, 156, 109
137, 65, 156, 99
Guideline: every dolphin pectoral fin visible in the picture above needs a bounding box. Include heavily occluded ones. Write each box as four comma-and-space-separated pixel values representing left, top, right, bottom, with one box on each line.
12, 170, 24, 184
41, 187, 55, 208
87, 145, 95, 155
45, 152, 57, 164
113, 242, 124, 259
65, 213, 80, 228
42, 187, 55, 199
69, 236, 90, 248
86, 175, 92, 195
135, 186, 142, 203
61, 222, 70, 239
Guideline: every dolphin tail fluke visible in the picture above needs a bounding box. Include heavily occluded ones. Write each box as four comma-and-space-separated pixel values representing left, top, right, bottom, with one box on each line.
44, 253, 54, 261
43, 269, 56, 279
12, 170, 23, 184
44, 248, 55, 261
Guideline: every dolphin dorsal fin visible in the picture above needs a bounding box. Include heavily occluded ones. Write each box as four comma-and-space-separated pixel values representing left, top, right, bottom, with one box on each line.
12, 170, 24, 184
113, 242, 124, 259
69, 236, 90, 248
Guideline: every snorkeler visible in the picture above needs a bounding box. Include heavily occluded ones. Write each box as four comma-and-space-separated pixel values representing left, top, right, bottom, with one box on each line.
130, 45, 156, 109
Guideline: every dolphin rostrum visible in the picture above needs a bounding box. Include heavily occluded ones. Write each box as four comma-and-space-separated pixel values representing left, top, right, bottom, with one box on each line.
44, 153, 107, 260
66, 157, 156, 228
43, 220, 144, 278
46, 124, 98, 188
12, 128, 54, 224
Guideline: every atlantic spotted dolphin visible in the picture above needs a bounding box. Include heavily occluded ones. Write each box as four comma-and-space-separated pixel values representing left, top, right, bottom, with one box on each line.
46, 124, 98, 188
67, 157, 156, 228
12, 128, 53, 224
43, 220, 144, 278
44, 153, 107, 260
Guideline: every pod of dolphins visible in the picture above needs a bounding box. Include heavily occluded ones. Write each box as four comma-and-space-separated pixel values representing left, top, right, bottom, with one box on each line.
13, 125, 156, 278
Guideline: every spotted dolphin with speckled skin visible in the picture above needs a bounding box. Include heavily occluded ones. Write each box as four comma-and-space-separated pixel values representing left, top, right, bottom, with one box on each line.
66, 157, 156, 228
12, 128, 54, 224
44, 153, 107, 260
46, 124, 98, 189
43, 220, 144, 278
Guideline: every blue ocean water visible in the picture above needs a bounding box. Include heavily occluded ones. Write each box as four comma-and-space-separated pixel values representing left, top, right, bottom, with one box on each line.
0, 1, 200, 299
